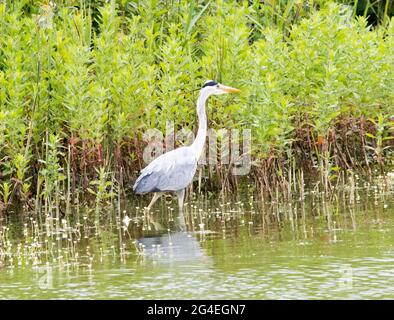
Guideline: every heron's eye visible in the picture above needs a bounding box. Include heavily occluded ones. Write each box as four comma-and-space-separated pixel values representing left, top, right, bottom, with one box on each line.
216, 85, 219, 88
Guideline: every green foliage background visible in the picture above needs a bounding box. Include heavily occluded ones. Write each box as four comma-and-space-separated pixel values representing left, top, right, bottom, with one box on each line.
0, 0, 393, 204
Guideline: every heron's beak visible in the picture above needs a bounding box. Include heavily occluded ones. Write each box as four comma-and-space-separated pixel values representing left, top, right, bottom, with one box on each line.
219, 84, 241, 93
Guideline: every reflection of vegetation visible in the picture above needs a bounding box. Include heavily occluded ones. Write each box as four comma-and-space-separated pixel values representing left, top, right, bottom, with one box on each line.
0, 0, 393, 210
0, 180, 393, 274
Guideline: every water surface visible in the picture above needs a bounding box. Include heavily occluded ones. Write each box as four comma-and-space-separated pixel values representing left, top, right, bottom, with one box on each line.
1, 185, 394, 299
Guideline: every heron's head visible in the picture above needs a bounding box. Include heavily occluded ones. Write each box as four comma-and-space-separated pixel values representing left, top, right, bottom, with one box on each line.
201, 80, 240, 96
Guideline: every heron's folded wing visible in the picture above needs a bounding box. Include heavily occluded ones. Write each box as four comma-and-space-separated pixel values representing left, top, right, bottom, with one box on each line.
133, 147, 198, 193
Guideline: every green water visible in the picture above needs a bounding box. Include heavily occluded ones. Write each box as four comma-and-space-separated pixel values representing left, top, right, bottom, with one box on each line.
1, 185, 394, 299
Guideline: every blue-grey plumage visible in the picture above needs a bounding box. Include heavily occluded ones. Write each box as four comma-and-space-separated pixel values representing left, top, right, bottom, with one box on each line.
133, 146, 198, 194
133, 80, 240, 224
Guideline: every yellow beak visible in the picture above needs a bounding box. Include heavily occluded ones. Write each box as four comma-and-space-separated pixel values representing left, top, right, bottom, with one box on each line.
219, 84, 241, 93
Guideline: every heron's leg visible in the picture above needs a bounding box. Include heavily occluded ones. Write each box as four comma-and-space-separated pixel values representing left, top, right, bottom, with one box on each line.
176, 189, 185, 213
175, 189, 186, 232
145, 192, 163, 213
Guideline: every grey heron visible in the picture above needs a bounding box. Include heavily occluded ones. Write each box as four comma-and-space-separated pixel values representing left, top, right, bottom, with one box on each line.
133, 80, 240, 218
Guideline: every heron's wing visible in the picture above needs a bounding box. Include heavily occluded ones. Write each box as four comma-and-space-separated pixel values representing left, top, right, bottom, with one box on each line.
133, 147, 198, 194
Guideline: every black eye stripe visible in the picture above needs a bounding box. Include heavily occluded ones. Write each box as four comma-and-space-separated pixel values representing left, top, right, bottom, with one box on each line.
202, 80, 218, 88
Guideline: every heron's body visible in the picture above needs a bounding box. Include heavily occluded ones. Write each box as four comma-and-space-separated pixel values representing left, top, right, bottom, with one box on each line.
133, 80, 240, 227
133, 146, 198, 194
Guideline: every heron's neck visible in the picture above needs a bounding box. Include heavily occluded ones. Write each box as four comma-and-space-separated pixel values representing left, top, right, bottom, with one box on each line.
190, 92, 209, 159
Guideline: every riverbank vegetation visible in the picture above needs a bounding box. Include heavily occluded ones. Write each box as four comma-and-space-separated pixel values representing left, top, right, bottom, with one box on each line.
0, 0, 393, 212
